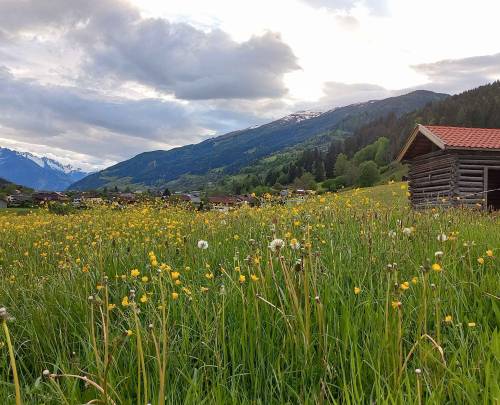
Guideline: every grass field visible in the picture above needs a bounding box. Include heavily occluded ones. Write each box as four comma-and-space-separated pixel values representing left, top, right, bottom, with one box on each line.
0, 183, 499, 404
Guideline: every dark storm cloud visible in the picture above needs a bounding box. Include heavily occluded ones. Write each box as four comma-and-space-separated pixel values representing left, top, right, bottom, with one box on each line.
411, 53, 500, 94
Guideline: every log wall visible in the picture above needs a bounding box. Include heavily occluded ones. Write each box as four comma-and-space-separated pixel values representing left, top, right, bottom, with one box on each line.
408, 149, 500, 209
456, 151, 500, 209
408, 150, 457, 209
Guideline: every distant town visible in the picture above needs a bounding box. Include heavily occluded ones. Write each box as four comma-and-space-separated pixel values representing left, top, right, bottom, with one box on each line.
0, 187, 317, 212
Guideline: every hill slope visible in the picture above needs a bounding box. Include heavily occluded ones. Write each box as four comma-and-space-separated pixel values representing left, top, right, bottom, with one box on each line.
0, 177, 33, 197
344, 81, 500, 157
70, 90, 447, 191
0, 148, 88, 191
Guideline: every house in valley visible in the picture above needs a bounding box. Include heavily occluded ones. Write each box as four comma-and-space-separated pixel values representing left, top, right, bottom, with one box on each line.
32, 191, 69, 204
397, 125, 500, 210
0, 197, 7, 209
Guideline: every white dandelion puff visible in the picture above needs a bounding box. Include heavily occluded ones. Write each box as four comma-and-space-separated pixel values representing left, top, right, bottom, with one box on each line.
197, 240, 209, 249
269, 238, 285, 252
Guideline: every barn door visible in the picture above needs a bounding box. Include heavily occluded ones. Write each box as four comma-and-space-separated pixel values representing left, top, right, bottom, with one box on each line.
486, 168, 500, 210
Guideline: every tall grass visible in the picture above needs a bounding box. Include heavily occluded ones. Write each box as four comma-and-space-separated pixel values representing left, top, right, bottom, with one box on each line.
0, 183, 498, 404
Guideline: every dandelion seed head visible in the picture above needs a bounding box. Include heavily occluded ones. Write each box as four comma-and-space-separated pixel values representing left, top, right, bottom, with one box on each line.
197, 240, 209, 249
269, 238, 285, 252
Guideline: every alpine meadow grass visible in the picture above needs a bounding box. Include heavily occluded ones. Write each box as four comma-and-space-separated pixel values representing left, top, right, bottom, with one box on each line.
0, 182, 499, 404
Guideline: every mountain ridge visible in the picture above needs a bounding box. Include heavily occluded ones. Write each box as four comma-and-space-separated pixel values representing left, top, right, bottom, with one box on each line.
70, 89, 447, 191
0, 147, 89, 191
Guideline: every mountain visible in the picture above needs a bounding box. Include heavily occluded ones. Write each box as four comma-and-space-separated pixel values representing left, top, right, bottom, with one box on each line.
0, 148, 89, 191
70, 90, 447, 191
344, 81, 500, 158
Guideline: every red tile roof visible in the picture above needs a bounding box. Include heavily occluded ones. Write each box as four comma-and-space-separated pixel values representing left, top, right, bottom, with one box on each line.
423, 125, 500, 150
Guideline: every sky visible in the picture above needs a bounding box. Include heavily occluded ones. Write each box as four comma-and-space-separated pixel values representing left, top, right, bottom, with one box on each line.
0, 0, 499, 171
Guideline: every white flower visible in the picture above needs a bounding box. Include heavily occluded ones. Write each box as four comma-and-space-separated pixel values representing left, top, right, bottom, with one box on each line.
437, 233, 448, 242
435, 251, 444, 258
269, 238, 285, 252
388, 230, 397, 238
402, 227, 413, 236
197, 240, 209, 249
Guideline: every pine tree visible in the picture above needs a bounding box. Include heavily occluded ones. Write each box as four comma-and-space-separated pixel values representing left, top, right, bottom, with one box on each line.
313, 160, 326, 182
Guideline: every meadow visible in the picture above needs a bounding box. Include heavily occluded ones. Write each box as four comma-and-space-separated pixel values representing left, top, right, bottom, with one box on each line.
0, 183, 498, 404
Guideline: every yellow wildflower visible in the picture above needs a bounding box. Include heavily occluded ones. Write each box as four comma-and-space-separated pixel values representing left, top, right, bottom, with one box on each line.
171, 292, 179, 300
486, 249, 494, 257
131, 268, 140, 278
251, 274, 259, 282
205, 272, 214, 280
391, 301, 401, 309
108, 303, 116, 311
239, 274, 246, 283
477, 257, 484, 265
445, 315, 452, 323
140, 294, 148, 303
354, 287, 361, 295
171, 271, 180, 280
432, 263, 442, 272
141, 276, 149, 283
400, 281, 410, 291
121, 296, 129, 307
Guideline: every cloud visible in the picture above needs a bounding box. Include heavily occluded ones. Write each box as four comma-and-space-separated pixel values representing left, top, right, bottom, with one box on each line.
411, 53, 500, 94
0, 66, 268, 167
77, 21, 299, 100
0, 0, 300, 168
0, 0, 136, 35
299, 0, 388, 15
0, 0, 299, 101
314, 81, 395, 109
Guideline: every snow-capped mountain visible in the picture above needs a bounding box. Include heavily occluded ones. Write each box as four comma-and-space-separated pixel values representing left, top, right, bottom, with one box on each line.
279, 111, 323, 124
0, 147, 89, 191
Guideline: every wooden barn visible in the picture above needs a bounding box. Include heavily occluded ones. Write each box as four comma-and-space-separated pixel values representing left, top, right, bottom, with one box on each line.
397, 125, 500, 210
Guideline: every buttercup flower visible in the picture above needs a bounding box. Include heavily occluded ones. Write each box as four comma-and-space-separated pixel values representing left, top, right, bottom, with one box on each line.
432, 263, 442, 272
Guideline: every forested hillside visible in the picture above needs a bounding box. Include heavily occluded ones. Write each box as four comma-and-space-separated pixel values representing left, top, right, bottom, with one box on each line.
346, 81, 500, 157
221, 81, 500, 194
70, 90, 446, 191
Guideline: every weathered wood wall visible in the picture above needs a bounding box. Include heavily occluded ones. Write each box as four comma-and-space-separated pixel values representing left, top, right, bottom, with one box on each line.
408, 149, 500, 209
456, 151, 500, 208
408, 150, 457, 208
